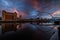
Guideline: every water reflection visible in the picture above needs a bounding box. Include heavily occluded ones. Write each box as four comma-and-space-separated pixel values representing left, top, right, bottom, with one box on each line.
2, 23, 17, 33
0, 23, 59, 34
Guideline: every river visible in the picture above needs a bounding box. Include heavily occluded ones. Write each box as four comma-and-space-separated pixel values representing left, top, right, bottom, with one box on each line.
0, 23, 59, 34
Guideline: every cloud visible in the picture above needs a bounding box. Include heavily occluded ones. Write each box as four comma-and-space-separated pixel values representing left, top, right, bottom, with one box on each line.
0, 0, 60, 18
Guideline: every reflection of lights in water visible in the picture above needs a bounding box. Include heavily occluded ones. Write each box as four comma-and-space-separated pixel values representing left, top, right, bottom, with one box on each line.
49, 25, 58, 30
25, 23, 38, 31
54, 27, 58, 30
16, 25, 20, 30
21, 24, 26, 29
49, 26, 54, 28
16, 24, 26, 30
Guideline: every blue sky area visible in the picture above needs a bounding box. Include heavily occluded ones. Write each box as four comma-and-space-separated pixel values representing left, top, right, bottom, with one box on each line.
0, 0, 60, 18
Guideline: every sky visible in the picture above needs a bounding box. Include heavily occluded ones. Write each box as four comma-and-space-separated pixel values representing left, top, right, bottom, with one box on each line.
0, 0, 60, 18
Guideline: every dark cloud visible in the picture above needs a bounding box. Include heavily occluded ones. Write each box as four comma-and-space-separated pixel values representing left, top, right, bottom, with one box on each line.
0, 0, 60, 18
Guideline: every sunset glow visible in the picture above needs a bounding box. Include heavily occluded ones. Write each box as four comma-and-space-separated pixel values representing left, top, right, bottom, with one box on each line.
52, 11, 60, 17
13, 8, 19, 17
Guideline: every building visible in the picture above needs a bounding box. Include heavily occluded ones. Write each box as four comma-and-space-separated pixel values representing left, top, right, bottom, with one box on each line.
2, 10, 17, 21
2, 10, 17, 33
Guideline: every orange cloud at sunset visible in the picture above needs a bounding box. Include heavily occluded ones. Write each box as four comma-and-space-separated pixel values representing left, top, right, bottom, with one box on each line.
13, 8, 19, 17
13, 8, 26, 18
52, 11, 60, 16
53, 11, 60, 14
